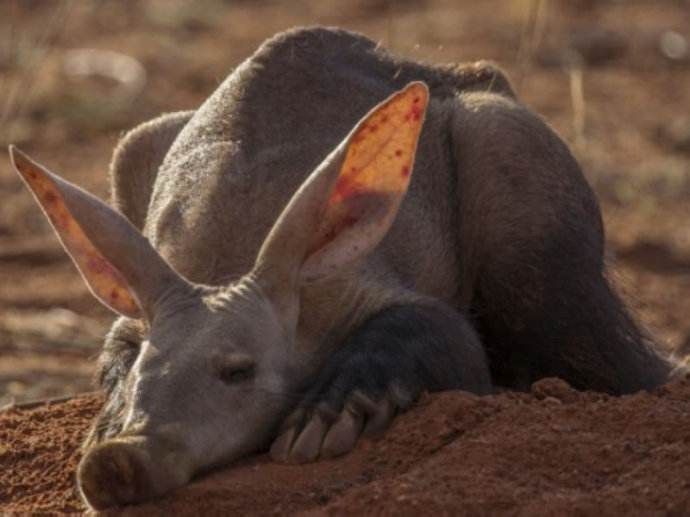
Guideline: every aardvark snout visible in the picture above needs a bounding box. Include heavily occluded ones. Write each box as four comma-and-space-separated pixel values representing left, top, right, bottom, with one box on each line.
77, 434, 193, 510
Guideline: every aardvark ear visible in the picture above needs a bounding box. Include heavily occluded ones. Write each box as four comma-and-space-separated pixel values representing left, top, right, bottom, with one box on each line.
9, 146, 189, 320
253, 81, 428, 306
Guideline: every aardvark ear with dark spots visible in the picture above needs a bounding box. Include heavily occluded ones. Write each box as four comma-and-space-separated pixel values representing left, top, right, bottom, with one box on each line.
8, 146, 189, 320
253, 81, 429, 308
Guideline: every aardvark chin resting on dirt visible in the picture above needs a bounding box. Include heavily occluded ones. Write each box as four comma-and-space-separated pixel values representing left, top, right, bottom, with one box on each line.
9, 27, 676, 510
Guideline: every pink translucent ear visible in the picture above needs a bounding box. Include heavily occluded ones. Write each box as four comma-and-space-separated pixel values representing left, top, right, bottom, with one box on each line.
9, 147, 189, 319
301, 82, 429, 280
10, 147, 142, 317
254, 81, 429, 317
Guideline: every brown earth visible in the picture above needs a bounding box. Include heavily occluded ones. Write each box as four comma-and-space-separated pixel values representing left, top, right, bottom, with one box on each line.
3, 377, 690, 515
1, 0, 690, 515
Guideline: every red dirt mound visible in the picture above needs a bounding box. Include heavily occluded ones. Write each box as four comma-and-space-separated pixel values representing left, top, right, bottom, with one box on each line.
2, 377, 690, 515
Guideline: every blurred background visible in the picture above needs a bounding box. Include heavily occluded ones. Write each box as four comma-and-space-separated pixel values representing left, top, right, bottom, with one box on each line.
1, 0, 689, 405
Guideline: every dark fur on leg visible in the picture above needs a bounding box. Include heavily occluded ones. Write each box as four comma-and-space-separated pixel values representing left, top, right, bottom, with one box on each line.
476, 265, 672, 395
304, 302, 493, 409
270, 301, 492, 462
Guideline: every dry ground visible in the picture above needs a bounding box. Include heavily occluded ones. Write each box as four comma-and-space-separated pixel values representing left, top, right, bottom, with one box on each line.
4, 378, 690, 514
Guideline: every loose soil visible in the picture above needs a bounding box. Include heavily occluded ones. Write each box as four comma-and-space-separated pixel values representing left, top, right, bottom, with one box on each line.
1, 0, 690, 515
3, 377, 690, 515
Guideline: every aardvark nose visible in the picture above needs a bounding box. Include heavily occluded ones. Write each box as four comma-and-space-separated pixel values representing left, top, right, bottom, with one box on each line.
77, 434, 192, 510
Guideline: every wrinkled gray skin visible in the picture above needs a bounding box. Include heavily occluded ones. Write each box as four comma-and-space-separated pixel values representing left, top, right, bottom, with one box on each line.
14, 27, 674, 510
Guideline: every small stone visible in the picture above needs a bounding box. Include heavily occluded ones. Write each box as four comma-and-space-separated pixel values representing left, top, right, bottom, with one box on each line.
531, 378, 579, 403
659, 31, 689, 62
